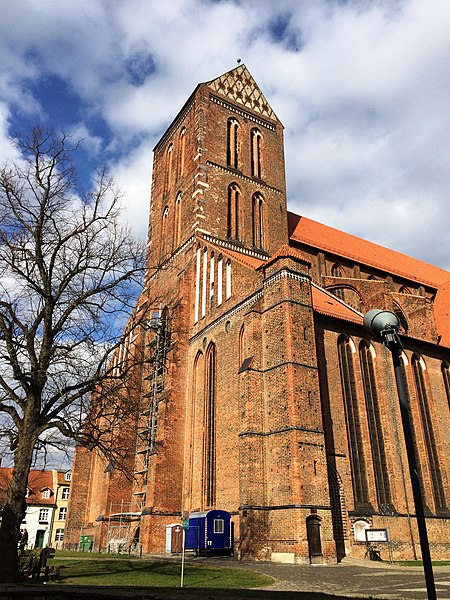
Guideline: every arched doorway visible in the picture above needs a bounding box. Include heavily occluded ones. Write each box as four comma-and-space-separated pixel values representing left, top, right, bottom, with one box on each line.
306, 515, 323, 564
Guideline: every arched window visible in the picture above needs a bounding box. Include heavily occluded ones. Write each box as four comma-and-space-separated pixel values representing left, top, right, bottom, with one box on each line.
209, 251, 215, 310
194, 246, 201, 323
165, 144, 173, 193
204, 343, 216, 506
442, 362, 450, 408
331, 264, 344, 277
252, 193, 264, 249
338, 335, 370, 508
412, 355, 446, 511
217, 254, 223, 306
160, 206, 170, 258
174, 192, 182, 248
178, 127, 186, 178
239, 324, 245, 367
227, 118, 239, 169
201, 247, 208, 318
359, 341, 392, 511
251, 128, 263, 178
331, 265, 345, 300
226, 259, 232, 300
353, 519, 370, 542
189, 350, 205, 503
227, 183, 240, 240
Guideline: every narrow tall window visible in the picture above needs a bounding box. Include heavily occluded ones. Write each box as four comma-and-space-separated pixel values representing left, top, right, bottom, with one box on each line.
412, 355, 446, 511
226, 260, 232, 300
165, 144, 173, 193
227, 183, 240, 240
338, 336, 370, 507
359, 341, 392, 510
442, 362, 450, 409
209, 252, 215, 310
331, 265, 345, 300
160, 206, 170, 258
217, 255, 223, 306
201, 247, 207, 318
194, 246, 201, 323
227, 118, 239, 169
178, 127, 186, 177
174, 192, 182, 248
252, 193, 264, 249
205, 343, 216, 506
331, 264, 343, 277
251, 128, 263, 178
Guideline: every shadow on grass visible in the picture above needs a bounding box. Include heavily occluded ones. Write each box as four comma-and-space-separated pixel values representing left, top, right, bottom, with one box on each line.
49, 560, 365, 599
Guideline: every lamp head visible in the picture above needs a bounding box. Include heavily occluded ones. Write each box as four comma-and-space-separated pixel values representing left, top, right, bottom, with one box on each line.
363, 309, 399, 339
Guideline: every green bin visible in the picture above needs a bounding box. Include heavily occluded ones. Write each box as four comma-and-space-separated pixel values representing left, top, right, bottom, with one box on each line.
79, 535, 92, 551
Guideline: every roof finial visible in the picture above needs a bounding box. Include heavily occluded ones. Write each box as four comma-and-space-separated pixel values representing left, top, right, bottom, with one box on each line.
237, 58, 241, 64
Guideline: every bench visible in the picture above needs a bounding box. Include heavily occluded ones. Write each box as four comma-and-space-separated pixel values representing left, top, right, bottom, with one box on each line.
32, 547, 60, 581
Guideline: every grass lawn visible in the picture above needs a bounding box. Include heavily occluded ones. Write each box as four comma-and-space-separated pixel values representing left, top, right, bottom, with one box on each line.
47, 555, 373, 600
395, 560, 450, 567
52, 557, 274, 589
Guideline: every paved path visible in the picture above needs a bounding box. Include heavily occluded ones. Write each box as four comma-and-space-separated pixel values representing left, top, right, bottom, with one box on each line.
1, 555, 449, 599
212, 556, 450, 599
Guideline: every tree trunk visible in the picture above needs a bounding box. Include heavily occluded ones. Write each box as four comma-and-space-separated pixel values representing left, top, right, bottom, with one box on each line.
0, 433, 35, 583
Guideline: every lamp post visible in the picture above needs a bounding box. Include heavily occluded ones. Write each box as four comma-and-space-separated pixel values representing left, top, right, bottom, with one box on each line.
363, 309, 436, 600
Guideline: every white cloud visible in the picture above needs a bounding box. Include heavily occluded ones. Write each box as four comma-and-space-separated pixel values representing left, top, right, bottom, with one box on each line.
0, 0, 449, 269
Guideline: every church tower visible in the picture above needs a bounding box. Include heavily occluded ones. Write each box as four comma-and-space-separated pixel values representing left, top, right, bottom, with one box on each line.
146, 64, 289, 272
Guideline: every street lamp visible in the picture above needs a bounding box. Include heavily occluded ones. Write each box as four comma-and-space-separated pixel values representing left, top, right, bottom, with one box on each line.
363, 309, 436, 600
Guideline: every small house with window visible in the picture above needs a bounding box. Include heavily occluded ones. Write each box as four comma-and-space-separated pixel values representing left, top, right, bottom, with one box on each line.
185, 510, 232, 556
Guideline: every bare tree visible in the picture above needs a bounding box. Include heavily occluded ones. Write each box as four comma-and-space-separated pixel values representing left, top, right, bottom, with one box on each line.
0, 127, 147, 582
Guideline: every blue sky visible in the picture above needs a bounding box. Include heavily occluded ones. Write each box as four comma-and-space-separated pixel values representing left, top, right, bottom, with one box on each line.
1, 0, 450, 271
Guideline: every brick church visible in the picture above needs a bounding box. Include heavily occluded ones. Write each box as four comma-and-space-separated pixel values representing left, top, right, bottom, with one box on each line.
66, 65, 450, 563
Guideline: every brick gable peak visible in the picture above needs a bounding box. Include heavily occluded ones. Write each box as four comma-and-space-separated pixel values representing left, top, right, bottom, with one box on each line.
205, 64, 277, 122
262, 243, 311, 269
196, 232, 266, 269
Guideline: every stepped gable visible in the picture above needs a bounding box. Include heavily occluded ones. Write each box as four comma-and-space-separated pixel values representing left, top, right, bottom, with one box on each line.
311, 285, 363, 325
288, 212, 449, 288
205, 64, 277, 121
434, 280, 450, 348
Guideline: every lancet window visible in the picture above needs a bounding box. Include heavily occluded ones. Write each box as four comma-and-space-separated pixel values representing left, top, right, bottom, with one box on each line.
227, 183, 240, 240
174, 192, 182, 248
412, 355, 447, 511
252, 193, 264, 249
165, 143, 173, 193
204, 343, 216, 506
160, 206, 170, 258
359, 341, 392, 511
178, 127, 186, 177
442, 362, 450, 408
251, 128, 263, 178
227, 118, 239, 169
338, 335, 370, 507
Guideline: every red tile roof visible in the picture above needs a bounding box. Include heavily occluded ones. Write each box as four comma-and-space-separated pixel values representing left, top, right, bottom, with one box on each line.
0, 468, 55, 506
288, 212, 450, 288
434, 281, 450, 348
311, 285, 363, 325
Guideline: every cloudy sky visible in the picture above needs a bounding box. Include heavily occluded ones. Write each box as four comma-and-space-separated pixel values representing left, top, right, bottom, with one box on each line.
1, 0, 450, 271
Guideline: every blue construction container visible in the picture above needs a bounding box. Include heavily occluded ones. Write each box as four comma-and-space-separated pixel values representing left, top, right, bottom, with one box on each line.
185, 510, 232, 556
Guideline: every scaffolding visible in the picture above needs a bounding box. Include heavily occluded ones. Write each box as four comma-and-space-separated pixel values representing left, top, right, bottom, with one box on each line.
131, 309, 171, 514
105, 500, 141, 553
